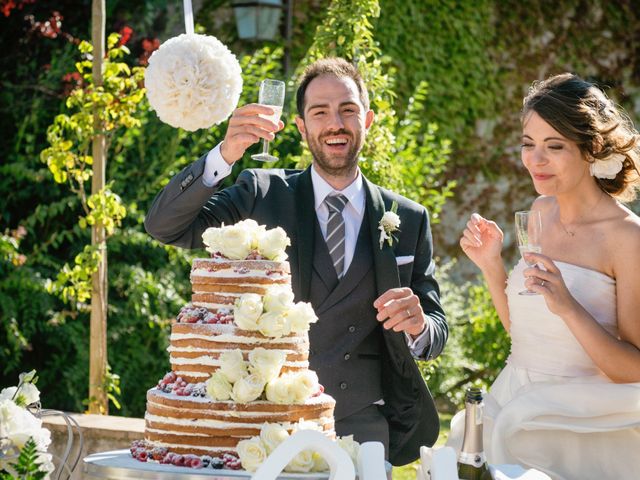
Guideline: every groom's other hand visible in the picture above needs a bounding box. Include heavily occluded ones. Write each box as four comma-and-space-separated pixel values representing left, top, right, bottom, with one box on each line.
374, 287, 427, 337
220, 104, 284, 165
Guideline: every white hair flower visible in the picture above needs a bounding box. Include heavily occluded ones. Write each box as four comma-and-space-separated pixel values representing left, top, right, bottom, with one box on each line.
145, 33, 242, 131
590, 153, 625, 179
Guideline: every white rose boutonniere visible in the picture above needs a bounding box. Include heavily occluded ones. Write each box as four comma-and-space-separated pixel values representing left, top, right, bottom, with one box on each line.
378, 201, 401, 249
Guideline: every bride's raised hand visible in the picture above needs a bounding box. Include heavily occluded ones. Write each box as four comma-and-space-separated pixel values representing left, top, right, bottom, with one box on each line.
522, 253, 580, 317
459, 213, 504, 271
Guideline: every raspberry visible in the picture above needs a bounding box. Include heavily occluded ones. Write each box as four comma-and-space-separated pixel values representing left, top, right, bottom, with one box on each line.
161, 452, 174, 464
172, 454, 185, 467
138, 451, 148, 462
190, 457, 204, 469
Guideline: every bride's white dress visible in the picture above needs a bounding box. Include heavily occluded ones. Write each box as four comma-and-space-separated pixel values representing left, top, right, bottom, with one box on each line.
448, 259, 640, 480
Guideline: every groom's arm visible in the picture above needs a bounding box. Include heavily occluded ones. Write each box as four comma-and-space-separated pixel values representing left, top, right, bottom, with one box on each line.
144, 145, 258, 249
374, 207, 448, 361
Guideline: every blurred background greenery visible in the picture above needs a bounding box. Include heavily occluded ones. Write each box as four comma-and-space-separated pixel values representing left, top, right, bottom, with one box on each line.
1, 0, 638, 440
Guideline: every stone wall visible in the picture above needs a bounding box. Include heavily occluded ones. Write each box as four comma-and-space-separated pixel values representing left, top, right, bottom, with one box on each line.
42, 413, 144, 480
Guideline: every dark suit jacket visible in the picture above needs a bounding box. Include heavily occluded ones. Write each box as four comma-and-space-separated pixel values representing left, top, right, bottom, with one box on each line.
144, 156, 448, 465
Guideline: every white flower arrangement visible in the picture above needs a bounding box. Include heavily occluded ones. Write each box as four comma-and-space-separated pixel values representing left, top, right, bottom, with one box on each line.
378, 201, 401, 249
234, 286, 318, 339
236, 422, 360, 473
0, 371, 54, 479
144, 33, 242, 132
590, 152, 625, 179
202, 221, 290, 261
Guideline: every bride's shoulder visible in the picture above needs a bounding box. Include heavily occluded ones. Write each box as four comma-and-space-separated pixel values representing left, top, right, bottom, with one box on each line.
531, 195, 555, 213
606, 204, 640, 264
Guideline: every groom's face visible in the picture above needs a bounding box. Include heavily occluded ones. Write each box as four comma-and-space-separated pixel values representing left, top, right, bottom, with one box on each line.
295, 74, 374, 177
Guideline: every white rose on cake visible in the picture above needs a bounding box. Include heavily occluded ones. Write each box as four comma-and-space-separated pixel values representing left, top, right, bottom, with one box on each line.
218, 349, 248, 383
312, 452, 330, 472
257, 227, 290, 261
235, 219, 266, 250
202, 227, 224, 256
262, 285, 295, 313
236, 437, 267, 472
257, 311, 291, 338
234, 293, 263, 331
287, 301, 318, 333
259, 423, 290, 454
286, 449, 315, 473
290, 370, 319, 402
248, 348, 286, 382
217, 223, 254, 259
205, 371, 232, 401
231, 374, 266, 403
265, 374, 294, 404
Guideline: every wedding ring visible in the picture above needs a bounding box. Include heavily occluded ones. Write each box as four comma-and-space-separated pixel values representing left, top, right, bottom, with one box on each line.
406, 309, 411, 318
540, 280, 546, 287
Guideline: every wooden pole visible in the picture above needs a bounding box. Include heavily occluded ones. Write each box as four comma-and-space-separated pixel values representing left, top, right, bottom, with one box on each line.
88, 0, 108, 414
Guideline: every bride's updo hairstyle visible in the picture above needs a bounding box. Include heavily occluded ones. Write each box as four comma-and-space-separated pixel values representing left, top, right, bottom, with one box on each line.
522, 73, 640, 202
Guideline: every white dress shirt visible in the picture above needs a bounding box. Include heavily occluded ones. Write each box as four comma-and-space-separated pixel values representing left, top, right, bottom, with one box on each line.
202, 144, 431, 356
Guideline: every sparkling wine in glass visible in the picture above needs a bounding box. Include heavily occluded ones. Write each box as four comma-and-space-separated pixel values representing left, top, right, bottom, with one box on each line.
515, 210, 542, 295
251, 79, 285, 162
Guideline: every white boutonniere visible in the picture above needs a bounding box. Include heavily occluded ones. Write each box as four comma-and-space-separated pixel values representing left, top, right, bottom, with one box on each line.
378, 201, 401, 249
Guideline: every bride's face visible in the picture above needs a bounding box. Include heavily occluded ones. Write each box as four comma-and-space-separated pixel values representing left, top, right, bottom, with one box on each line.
521, 111, 591, 196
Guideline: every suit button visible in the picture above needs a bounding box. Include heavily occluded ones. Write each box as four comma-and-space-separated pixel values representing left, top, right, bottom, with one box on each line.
186, 174, 193, 182
343, 353, 350, 360
339, 382, 347, 390
348, 325, 356, 333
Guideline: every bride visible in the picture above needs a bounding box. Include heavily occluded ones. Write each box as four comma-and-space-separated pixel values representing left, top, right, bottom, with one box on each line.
456, 73, 640, 479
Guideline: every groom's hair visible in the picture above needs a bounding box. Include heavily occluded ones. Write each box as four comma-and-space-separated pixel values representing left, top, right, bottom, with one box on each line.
296, 57, 370, 117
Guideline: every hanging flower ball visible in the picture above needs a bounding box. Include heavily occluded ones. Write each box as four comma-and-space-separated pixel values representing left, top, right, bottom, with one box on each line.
144, 33, 242, 131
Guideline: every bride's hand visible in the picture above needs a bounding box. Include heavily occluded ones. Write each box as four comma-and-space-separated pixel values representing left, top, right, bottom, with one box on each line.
523, 253, 580, 317
459, 213, 504, 271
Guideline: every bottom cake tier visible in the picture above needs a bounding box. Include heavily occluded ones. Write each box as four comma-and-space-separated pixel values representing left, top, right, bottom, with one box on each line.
144, 388, 336, 456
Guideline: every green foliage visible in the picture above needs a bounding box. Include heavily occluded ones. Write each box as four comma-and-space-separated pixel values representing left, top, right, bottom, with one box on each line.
0, 438, 47, 480
421, 260, 510, 411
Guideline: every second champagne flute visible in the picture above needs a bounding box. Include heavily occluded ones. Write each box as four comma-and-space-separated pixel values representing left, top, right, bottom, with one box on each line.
515, 210, 542, 295
251, 79, 285, 162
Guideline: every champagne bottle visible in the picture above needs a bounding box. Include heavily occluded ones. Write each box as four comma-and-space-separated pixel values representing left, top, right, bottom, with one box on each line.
457, 387, 491, 480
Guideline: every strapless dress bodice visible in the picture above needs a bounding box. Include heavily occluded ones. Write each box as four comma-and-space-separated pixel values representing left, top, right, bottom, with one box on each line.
505, 259, 617, 377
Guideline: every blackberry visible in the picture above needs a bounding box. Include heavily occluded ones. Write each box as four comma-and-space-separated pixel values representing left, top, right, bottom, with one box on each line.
210, 457, 224, 469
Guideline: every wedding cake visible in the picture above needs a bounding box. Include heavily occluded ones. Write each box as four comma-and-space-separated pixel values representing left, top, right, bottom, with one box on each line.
132, 220, 341, 472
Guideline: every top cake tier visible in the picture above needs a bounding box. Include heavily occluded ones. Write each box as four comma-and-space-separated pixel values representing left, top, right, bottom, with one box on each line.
191, 258, 292, 311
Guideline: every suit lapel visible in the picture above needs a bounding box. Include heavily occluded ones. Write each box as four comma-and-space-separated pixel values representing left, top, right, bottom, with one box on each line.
294, 167, 315, 301
364, 178, 400, 296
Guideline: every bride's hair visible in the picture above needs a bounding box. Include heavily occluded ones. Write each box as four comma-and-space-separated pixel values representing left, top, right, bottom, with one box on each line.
522, 73, 640, 202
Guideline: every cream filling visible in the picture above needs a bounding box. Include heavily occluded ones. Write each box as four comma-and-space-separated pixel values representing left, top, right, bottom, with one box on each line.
145, 416, 333, 431
169, 356, 308, 368
169, 333, 307, 345
191, 268, 289, 281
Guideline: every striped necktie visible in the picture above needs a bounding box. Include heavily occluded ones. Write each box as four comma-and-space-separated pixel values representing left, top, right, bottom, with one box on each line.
324, 194, 348, 278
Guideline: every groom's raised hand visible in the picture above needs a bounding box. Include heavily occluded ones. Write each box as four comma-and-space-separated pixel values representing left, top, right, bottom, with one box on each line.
373, 287, 427, 337
220, 104, 284, 164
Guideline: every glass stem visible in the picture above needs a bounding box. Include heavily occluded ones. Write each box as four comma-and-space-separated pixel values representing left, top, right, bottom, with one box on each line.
262, 139, 270, 155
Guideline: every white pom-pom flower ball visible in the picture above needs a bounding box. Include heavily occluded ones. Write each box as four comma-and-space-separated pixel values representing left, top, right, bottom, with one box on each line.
145, 33, 242, 131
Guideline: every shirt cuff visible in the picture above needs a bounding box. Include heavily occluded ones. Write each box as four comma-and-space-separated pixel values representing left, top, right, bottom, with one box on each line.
405, 317, 434, 358
203, 143, 233, 187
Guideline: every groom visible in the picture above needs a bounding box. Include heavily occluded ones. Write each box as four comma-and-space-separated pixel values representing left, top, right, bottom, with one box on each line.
144, 57, 447, 465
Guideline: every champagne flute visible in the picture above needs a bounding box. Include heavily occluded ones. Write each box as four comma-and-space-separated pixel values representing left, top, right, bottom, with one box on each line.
251, 79, 285, 162
515, 210, 542, 295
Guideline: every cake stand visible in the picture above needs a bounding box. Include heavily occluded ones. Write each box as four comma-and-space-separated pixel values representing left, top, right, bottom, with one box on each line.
83, 450, 329, 480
